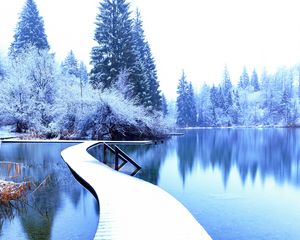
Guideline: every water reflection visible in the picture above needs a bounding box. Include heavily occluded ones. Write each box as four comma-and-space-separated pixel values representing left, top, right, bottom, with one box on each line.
90, 129, 300, 240
189, 129, 300, 187
0, 143, 98, 240
131, 129, 300, 188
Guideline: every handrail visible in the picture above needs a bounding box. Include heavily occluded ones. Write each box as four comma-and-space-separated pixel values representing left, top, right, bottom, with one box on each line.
103, 143, 141, 176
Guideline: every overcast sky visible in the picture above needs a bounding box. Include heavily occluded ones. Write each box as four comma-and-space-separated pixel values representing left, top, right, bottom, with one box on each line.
1, 0, 300, 99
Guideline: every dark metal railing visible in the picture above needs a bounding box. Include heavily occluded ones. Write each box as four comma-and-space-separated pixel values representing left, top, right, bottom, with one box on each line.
103, 143, 141, 176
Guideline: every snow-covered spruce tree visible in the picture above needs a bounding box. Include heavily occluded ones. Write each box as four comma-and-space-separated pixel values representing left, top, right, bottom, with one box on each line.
90, 0, 137, 90
221, 66, 233, 124
61, 50, 79, 77
209, 85, 219, 126
161, 94, 168, 117
132, 10, 162, 111
9, 0, 49, 57
251, 69, 260, 92
176, 71, 188, 127
297, 65, 300, 99
279, 88, 292, 124
176, 71, 197, 127
187, 82, 197, 126
238, 67, 250, 90
198, 83, 213, 126
79, 61, 89, 85
0, 56, 5, 81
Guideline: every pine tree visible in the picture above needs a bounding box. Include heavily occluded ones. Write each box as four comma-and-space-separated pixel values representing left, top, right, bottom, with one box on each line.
79, 61, 89, 85
279, 88, 291, 124
9, 0, 49, 56
0, 58, 4, 80
144, 43, 162, 111
176, 71, 188, 127
198, 83, 213, 126
250, 69, 260, 91
161, 94, 168, 117
132, 9, 161, 110
210, 85, 219, 126
131, 10, 151, 108
90, 0, 137, 90
238, 67, 250, 89
187, 82, 197, 126
61, 50, 79, 77
222, 66, 233, 111
176, 71, 197, 127
232, 90, 242, 124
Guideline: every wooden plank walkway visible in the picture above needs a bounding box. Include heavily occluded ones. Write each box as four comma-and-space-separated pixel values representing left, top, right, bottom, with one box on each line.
61, 142, 212, 240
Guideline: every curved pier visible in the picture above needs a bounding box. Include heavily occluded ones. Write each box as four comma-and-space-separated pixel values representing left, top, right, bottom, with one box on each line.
61, 141, 212, 240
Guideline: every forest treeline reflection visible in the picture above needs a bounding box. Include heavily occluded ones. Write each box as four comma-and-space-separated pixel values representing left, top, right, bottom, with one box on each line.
117, 129, 300, 188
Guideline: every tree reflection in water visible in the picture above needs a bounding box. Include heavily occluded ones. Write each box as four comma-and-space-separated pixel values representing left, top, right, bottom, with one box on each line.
0, 143, 98, 240
110, 128, 300, 189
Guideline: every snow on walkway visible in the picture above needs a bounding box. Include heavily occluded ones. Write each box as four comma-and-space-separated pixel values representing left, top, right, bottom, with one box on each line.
61, 141, 212, 240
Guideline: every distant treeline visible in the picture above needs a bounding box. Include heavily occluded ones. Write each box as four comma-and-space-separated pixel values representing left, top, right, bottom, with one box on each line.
176, 66, 300, 127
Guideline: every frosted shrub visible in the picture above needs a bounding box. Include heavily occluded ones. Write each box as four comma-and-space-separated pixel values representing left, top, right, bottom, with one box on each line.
0, 47, 57, 134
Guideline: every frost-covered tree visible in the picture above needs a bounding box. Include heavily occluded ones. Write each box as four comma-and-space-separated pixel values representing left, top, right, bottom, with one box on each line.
9, 0, 49, 56
198, 83, 213, 126
231, 90, 242, 124
0, 57, 5, 80
187, 82, 197, 126
296, 65, 300, 99
176, 71, 188, 127
238, 67, 250, 89
133, 11, 161, 111
161, 94, 168, 117
221, 66, 233, 117
90, 0, 136, 90
279, 88, 292, 124
144, 43, 162, 111
61, 50, 79, 77
0, 47, 56, 133
176, 71, 197, 127
251, 69, 260, 92
131, 9, 151, 108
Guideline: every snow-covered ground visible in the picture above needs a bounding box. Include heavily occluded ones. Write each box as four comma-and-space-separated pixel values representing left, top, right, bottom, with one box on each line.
0, 125, 18, 138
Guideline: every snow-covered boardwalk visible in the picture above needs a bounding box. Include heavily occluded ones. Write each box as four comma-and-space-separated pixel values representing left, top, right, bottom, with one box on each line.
61, 141, 212, 240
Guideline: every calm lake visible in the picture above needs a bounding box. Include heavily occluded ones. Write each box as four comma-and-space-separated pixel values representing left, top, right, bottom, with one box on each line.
118, 128, 300, 240
0, 143, 98, 240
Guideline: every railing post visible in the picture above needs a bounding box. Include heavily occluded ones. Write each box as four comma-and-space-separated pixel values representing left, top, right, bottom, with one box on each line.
115, 147, 119, 170
103, 144, 107, 164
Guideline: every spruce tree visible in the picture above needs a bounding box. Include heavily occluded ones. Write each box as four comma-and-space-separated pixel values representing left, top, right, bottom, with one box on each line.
0, 58, 4, 80
131, 10, 151, 108
176, 71, 197, 127
176, 71, 188, 127
250, 69, 260, 91
90, 0, 136, 90
133, 10, 162, 111
9, 0, 49, 56
187, 82, 197, 126
144, 43, 162, 111
61, 50, 79, 77
79, 61, 89, 85
161, 94, 168, 117
222, 66, 233, 111
238, 67, 250, 89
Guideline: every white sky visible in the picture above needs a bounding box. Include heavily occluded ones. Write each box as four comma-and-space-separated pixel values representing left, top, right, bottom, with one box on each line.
1, 0, 300, 99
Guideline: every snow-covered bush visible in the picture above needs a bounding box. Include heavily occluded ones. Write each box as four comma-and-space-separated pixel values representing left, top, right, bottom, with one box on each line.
0, 47, 57, 134
54, 85, 168, 140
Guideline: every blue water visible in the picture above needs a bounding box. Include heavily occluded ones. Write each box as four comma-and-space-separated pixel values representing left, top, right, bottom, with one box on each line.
119, 128, 300, 240
0, 143, 98, 240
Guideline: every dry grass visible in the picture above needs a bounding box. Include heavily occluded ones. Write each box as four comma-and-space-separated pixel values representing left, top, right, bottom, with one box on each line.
0, 180, 31, 203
